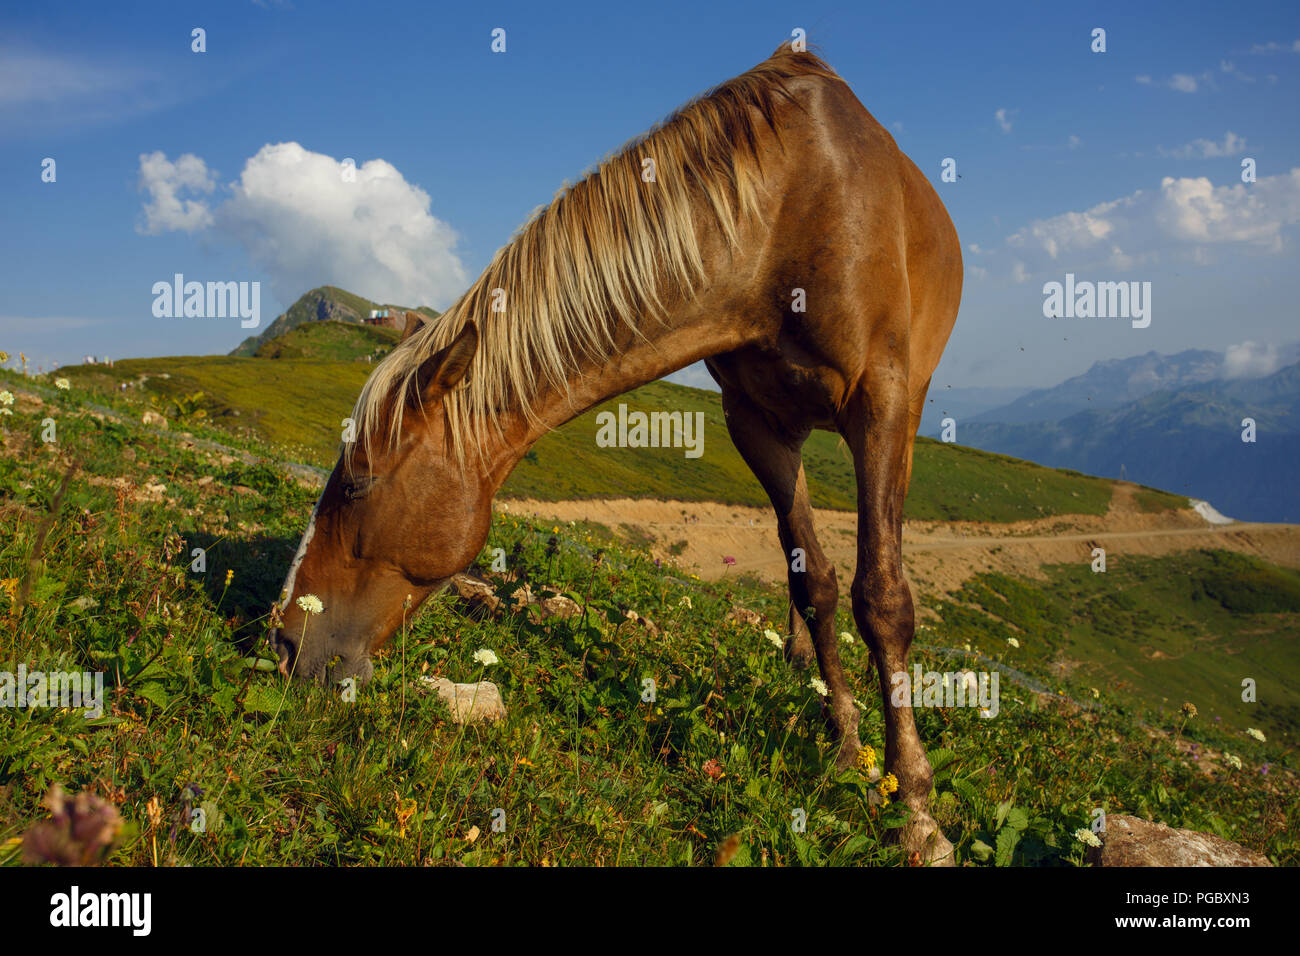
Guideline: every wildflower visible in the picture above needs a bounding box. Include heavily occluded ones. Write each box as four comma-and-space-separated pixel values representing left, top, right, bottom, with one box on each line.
1074, 828, 1102, 848
0, 351, 8, 363
295, 594, 324, 615
0, 390, 13, 406
1181, 702, 1197, 719
855, 745, 877, 772
1006, 637, 1020, 649
1224, 752, 1242, 770
878, 773, 899, 797
763, 629, 783, 649
1246, 727, 1266, 743
723, 555, 736, 566
473, 648, 499, 666
54, 378, 70, 390
224, 569, 233, 585
1091, 688, 1100, 698
809, 677, 829, 697
701, 758, 723, 780
678, 596, 692, 609
839, 631, 854, 644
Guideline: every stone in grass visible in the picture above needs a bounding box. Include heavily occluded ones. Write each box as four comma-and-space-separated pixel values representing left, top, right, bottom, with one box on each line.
1087, 814, 1272, 867
419, 676, 506, 724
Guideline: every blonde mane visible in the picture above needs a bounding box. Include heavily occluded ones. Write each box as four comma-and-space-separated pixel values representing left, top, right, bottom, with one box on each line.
350, 45, 840, 471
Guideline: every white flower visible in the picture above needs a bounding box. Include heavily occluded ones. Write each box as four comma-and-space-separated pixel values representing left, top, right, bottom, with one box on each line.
54, 378, 70, 390
963, 642, 971, 652
295, 594, 324, 615
0, 408, 11, 416
838, 631, 854, 644
1006, 637, 1020, 649
678, 596, 692, 609
473, 648, 499, 666
0, 390, 13, 406
1074, 828, 1102, 847
1224, 752, 1242, 770
1246, 727, 1266, 743
809, 677, 829, 697
763, 629, 783, 649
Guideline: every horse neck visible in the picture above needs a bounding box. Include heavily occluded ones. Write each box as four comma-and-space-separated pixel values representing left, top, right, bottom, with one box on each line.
480, 308, 747, 490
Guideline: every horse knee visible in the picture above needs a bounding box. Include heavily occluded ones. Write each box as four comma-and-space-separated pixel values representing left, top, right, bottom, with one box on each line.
790, 552, 837, 629
851, 570, 913, 643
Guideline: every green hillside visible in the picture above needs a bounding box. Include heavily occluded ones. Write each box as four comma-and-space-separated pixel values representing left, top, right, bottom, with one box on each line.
927, 551, 1300, 741
229, 285, 438, 357
253, 320, 401, 361
0, 384, 1293, 866
57, 356, 1159, 522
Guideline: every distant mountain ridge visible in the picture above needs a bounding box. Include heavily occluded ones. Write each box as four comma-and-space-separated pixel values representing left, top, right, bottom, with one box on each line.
959, 361, 1300, 523
230, 285, 439, 357
968, 349, 1225, 425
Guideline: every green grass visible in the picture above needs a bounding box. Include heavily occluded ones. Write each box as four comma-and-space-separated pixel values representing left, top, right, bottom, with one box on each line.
0, 381, 1294, 866
57, 358, 1141, 523
925, 554, 1300, 742
253, 320, 400, 361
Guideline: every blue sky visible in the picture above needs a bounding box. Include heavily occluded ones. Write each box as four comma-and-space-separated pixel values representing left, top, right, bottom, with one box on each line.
2, 0, 1298, 389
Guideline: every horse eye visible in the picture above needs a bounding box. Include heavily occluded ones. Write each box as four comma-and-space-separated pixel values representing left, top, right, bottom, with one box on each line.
342, 476, 376, 500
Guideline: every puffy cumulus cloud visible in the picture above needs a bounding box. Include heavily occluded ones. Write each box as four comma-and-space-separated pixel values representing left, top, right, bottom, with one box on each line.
1156, 170, 1300, 248
136, 143, 467, 308
137, 151, 216, 234
997, 168, 1300, 278
995, 108, 1016, 133
1224, 341, 1282, 378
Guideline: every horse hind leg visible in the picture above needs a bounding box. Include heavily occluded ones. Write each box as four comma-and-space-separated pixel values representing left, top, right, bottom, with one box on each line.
721, 389, 861, 757
840, 373, 954, 866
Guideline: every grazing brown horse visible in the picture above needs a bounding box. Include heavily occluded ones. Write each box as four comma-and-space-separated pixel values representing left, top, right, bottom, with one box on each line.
273, 44, 961, 863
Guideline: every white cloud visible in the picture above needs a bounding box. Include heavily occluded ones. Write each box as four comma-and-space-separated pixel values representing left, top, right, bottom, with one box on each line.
1224, 341, 1281, 378
995, 108, 1016, 133
1159, 131, 1248, 159
1248, 39, 1300, 54
0, 51, 147, 105
997, 169, 1300, 276
136, 143, 468, 308
137, 151, 216, 234
1156, 171, 1300, 248
1135, 71, 1213, 93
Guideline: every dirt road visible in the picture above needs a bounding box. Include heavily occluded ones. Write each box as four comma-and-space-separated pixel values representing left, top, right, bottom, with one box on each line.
500, 484, 1300, 599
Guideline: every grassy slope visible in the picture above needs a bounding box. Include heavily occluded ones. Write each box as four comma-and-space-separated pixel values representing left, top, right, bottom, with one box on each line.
229, 285, 439, 357
253, 320, 400, 360
926, 554, 1300, 741
0, 383, 1293, 866
58, 359, 1169, 523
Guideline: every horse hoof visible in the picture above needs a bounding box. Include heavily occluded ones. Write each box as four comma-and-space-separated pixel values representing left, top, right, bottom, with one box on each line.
901, 810, 955, 867
783, 637, 815, 670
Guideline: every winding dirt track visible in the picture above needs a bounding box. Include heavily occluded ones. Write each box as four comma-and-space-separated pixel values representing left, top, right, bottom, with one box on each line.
500, 484, 1300, 601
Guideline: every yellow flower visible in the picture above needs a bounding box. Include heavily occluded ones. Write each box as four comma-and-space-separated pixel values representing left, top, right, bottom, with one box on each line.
878, 773, 899, 797
855, 745, 877, 773
224, 569, 234, 585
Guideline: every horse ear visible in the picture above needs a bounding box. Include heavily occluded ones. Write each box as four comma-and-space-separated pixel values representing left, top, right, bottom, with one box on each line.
401, 310, 425, 342
415, 322, 478, 400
